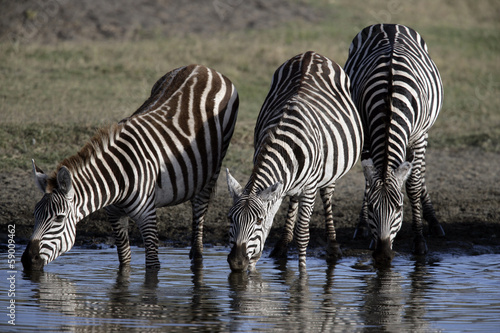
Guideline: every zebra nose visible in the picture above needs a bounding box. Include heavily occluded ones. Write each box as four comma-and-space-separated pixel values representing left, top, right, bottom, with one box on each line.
227, 243, 250, 272
372, 238, 395, 267
22, 240, 45, 271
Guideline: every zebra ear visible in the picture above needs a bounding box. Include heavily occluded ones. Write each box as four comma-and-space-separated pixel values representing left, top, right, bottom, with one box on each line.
258, 181, 283, 203
32, 159, 48, 193
57, 166, 74, 198
393, 161, 412, 189
226, 168, 243, 203
362, 158, 377, 187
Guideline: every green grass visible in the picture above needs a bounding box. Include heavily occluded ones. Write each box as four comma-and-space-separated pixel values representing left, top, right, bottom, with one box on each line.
1, 0, 499, 174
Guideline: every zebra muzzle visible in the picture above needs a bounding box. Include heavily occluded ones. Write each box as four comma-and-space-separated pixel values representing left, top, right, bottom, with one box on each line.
372, 238, 395, 267
227, 242, 250, 272
22, 240, 45, 271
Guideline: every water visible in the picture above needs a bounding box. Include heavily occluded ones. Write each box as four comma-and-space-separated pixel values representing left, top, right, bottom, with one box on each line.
2, 246, 500, 332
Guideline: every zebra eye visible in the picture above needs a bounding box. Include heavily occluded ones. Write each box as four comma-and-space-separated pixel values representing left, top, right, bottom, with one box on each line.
256, 218, 263, 226
54, 215, 65, 222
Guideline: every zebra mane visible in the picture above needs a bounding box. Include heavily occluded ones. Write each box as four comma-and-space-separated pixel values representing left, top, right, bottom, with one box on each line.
382, 54, 395, 178
248, 128, 278, 194
377, 24, 399, 179
250, 116, 295, 194
47, 123, 124, 189
252, 128, 275, 163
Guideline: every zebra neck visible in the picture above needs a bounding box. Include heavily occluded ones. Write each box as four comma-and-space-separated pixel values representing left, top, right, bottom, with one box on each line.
246, 160, 291, 199
371, 143, 408, 180
245, 173, 281, 196
69, 158, 127, 220
54, 123, 132, 221
369, 100, 411, 180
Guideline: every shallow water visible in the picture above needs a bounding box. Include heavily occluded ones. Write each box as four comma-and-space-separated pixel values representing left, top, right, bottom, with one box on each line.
2, 246, 500, 332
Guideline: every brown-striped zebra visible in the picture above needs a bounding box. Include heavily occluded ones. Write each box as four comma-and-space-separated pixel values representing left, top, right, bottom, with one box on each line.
344, 24, 444, 265
22, 64, 239, 271
226, 51, 363, 271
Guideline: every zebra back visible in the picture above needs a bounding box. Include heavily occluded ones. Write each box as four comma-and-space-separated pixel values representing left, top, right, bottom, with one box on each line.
252, 51, 362, 190
344, 24, 443, 174
60, 64, 240, 209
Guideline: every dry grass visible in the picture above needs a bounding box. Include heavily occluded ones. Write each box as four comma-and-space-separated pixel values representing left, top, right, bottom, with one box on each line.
1, 0, 499, 174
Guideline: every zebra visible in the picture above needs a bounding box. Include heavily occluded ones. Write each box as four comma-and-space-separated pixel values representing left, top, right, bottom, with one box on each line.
344, 24, 445, 265
226, 51, 363, 271
21, 64, 239, 271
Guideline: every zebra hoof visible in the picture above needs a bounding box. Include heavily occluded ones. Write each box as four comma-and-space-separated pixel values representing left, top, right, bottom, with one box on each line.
269, 242, 289, 259
118, 263, 131, 274
191, 257, 204, 272
413, 237, 428, 255
298, 259, 307, 272
145, 262, 161, 271
326, 241, 342, 264
189, 247, 203, 260
429, 223, 445, 237
353, 225, 370, 239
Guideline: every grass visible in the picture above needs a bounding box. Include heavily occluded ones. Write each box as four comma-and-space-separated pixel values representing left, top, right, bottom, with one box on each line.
1, 0, 499, 175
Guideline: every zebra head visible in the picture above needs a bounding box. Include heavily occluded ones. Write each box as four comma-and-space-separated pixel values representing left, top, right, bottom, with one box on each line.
226, 169, 283, 272
362, 158, 412, 266
22, 160, 78, 271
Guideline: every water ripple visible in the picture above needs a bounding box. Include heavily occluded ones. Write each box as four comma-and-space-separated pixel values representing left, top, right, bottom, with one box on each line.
2, 247, 499, 332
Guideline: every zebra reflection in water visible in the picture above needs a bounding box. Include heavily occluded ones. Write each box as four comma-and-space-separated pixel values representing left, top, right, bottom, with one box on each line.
357, 261, 432, 331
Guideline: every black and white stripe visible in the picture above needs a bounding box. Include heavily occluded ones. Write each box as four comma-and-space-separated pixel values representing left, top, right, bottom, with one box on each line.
226, 51, 363, 271
344, 24, 444, 264
22, 64, 239, 271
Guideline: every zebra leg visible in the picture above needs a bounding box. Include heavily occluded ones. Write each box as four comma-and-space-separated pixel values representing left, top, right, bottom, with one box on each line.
421, 189, 444, 236
127, 196, 161, 269
189, 176, 217, 261
295, 190, 316, 269
269, 196, 298, 259
354, 149, 371, 240
419, 154, 445, 237
189, 196, 207, 261
406, 166, 428, 256
137, 212, 161, 270
353, 182, 370, 239
321, 185, 343, 263
105, 205, 132, 266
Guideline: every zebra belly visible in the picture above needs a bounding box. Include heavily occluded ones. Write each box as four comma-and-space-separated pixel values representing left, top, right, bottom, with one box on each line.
152, 156, 215, 208
284, 148, 350, 197
318, 125, 357, 189
317, 156, 350, 190
154, 178, 176, 208
153, 167, 196, 208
